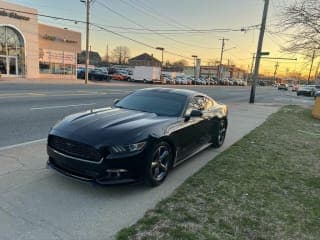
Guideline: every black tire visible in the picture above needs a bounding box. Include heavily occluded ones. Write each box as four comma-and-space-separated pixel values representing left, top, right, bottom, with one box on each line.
212, 119, 227, 148
144, 141, 172, 187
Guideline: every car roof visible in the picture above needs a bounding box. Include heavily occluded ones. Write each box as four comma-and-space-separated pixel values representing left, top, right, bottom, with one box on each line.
137, 88, 205, 97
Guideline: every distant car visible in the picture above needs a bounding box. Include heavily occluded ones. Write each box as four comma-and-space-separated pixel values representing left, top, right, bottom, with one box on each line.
310, 85, 320, 97
112, 71, 131, 81
278, 83, 288, 91
297, 85, 314, 96
195, 78, 206, 85
77, 69, 85, 79
163, 76, 175, 85
89, 69, 111, 81
47, 88, 228, 186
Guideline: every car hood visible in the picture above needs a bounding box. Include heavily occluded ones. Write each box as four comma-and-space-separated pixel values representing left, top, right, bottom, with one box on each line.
51, 107, 173, 147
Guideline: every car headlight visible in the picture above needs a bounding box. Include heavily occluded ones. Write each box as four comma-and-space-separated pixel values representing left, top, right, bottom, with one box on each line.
110, 142, 146, 154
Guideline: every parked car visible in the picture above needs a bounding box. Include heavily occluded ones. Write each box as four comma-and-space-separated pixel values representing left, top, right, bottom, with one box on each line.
176, 76, 190, 85
297, 85, 314, 96
163, 76, 175, 85
77, 68, 85, 79
258, 80, 266, 86
310, 85, 320, 97
112, 70, 131, 81
47, 88, 228, 186
89, 69, 111, 81
314, 90, 320, 99
278, 83, 288, 91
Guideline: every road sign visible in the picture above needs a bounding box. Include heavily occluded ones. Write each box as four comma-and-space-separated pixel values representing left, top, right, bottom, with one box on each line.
260, 52, 270, 56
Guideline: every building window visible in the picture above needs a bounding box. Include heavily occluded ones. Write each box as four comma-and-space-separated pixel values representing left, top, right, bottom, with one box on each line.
0, 26, 25, 75
39, 49, 76, 75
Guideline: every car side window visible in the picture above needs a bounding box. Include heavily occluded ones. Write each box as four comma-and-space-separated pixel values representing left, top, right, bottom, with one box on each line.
186, 96, 205, 115
204, 97, 215, 111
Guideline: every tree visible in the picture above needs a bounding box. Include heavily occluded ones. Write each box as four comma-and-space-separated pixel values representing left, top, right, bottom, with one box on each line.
172, 59, 188, 68
279, 0, 320, 55
77, 50, 102, 66
111, 46, 130, 64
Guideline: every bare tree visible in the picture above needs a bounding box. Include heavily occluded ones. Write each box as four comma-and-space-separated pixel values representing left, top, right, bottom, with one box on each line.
111, 46, 130, 64
279, 0, 320, 55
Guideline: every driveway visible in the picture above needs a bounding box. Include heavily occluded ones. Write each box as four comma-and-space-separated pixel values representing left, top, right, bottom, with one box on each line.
0, 103, 278, 240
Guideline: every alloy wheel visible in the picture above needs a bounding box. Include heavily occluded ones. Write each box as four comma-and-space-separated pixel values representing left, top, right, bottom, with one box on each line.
150, 145, 170, 181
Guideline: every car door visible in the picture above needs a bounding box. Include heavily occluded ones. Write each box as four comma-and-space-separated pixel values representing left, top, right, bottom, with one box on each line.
201, 96, 218, 142
172, 96, 207, 161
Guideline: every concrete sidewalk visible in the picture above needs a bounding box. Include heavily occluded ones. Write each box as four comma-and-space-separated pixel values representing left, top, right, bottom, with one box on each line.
0, 103, 279, 240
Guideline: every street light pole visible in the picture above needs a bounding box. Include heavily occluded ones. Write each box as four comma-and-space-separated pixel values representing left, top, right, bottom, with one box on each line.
273, 61, 279, 83
156, 47, 164, 82
82, 0, 91, 85
156, 47, 164, 66
249, 0, 269, 104
307, 50, 316, 85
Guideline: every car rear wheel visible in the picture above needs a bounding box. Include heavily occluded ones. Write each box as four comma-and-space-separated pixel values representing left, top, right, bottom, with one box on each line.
144, 141, 172, 187
212, 119, 227, 148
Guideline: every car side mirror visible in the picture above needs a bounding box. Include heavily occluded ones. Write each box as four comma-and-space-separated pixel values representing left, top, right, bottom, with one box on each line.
190, 109, 203, 117
185, 109, 203, 121
113, 99, 120, 105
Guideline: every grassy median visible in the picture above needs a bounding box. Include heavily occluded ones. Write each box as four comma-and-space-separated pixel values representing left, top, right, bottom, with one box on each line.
117, 105, 320, 240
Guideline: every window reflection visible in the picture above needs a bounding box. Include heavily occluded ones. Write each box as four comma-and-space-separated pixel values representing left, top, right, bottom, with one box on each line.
0, 26, 25, 75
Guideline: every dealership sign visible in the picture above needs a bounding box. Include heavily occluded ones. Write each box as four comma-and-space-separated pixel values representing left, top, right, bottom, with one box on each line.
42, 34, 78, 44
0, 10, 30, 21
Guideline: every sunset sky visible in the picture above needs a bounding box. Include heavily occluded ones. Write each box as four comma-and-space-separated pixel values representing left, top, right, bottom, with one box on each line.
8, 0, 312, 77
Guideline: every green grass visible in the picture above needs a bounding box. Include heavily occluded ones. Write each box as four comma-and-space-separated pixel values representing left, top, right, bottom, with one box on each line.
116, 105, 320, 240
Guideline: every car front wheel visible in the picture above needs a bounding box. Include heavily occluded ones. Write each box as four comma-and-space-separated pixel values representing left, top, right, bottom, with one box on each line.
144, 141, 172, 187
212, 119, 227, 148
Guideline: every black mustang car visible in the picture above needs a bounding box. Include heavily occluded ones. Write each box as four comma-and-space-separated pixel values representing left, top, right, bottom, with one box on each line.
47, 88, 228, 186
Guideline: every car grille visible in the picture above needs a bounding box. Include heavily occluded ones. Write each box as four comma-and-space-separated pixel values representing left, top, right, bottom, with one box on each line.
48, 135, 103, 162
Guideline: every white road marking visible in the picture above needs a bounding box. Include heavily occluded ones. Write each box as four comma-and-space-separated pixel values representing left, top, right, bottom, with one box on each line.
0, 138, 46, 151
31, 103, 96, 110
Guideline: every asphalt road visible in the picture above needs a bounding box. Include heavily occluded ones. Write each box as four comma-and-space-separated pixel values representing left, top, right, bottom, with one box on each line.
0, 80, 315, 240
0, 81, 314, 148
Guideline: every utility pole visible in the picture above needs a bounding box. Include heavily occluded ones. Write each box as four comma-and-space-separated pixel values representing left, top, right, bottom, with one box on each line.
192, 55, 198, 82
156, 47, 165, 81
314, 61, 320, 83
218, 38, 229, 82
106, 43, 109, 64
83, 0, 91, 85
156, 47, 164, 66
307, 50, 316, 85
249, 0, 269, 104
273, 61, 279, 83
249, 53, 256, 81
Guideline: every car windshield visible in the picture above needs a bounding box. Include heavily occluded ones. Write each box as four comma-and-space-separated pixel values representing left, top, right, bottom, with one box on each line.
116, 91, 187, 117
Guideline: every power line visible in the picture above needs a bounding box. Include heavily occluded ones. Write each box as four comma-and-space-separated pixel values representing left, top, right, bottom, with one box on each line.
90, 23, 193, 60
130, 0, 201, 32
120, 0, 189, 31
95, 0, 226, 50
0, 6, 193, 60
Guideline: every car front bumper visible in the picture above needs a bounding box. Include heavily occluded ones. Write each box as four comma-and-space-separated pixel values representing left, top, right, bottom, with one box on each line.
47, 146, 146, 185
